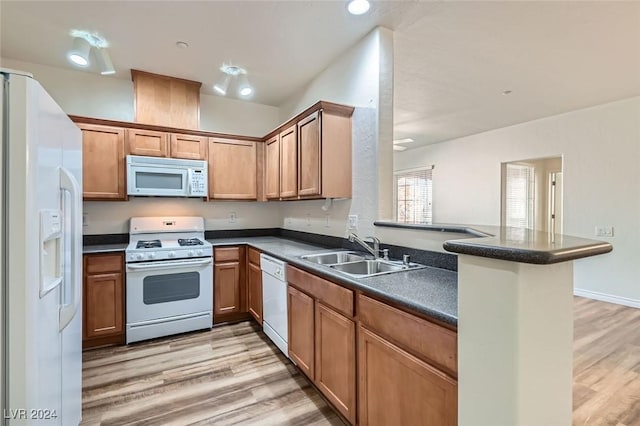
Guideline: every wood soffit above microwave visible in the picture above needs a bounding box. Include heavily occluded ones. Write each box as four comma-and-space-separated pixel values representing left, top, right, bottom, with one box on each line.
69, 101, 355, 144
131, 69, 202, 130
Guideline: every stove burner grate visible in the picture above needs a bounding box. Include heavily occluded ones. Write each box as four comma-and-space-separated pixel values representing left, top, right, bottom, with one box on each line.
178, 238, 204, 247
136, 240, 162, 249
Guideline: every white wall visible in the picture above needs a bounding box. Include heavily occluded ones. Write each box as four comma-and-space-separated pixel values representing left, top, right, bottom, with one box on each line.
83, 199, 283, 235
279, 27, 394, 239
394, 96, 640, 305
0, 58, 281, 137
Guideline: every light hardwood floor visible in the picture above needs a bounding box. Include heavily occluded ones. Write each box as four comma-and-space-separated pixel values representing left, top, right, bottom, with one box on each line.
573, 297, 640, 426
81, 322, 345, 426
82, 297, 640, 425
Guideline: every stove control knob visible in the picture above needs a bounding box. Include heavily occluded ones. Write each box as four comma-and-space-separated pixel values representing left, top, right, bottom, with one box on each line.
148, 252, 155, 259
187, 250, 194, 257
196, 250, 203, 256
168, 251, 176, 258
136, 253, 143, 260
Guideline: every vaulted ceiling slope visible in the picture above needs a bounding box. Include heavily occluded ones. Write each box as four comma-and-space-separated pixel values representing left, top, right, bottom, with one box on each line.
2, 1, 639, 149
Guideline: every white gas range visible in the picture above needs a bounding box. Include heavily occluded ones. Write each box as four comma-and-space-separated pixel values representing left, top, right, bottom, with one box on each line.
125, 217, 213, 344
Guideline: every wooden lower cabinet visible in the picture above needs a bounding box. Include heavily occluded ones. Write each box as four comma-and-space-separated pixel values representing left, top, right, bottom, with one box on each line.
315, 303, 356, 424
214, 262, 241, 315
358, 326, 458, 426
83, 253, 125, 348
247, 260, 263, 324
287, 285, 315, 379
213, 246, 247, 324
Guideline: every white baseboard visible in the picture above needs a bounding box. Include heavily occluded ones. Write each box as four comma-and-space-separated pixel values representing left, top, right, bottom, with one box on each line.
574, 288, 640, 309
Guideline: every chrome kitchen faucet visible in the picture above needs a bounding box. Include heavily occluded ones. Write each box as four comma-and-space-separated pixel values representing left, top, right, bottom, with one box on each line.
348, 233, 381, 258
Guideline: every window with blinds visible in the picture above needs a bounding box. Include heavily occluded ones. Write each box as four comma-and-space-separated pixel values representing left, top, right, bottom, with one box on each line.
504, 164, 535, 228
395, 167, 433, 224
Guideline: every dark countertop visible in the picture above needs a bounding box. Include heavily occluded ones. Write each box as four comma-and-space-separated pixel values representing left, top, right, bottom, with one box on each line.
83, 243, 128, 254
209, 237, 458, 326
443, 227, 613, 264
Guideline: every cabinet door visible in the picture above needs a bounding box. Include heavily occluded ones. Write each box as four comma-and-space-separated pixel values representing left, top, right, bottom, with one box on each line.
126, 128, 168, 157
214, 262, 241, 316
279, 124, 298, 198
298, 111, 321, 197
247, 262, 263, 324
209, 138, 257, 200
358, 327, 458, 426
84, 272, 124, 339
265, 135, 280, 199
79, 124, 126, 200
288, 285, 315, 379
315, 303, 356, 424
170, 133, 208, 160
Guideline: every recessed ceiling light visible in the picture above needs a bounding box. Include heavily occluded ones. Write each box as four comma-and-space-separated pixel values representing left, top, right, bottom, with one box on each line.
502, 90, 513, 95
175, 41, 189, 49
393, 145, 408, 152
393, 138, 415, 145
347, 0, 370, 15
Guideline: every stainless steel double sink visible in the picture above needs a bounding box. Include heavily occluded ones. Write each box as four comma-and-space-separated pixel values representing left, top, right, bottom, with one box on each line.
300, 250, 426, 278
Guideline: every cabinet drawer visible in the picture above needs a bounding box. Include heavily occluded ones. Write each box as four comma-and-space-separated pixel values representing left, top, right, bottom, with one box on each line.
248, 248, 261, 266
358, 294, 457, 376
287, 266, 353, 318
215, 247, 241, 262
85, 254, 123, 274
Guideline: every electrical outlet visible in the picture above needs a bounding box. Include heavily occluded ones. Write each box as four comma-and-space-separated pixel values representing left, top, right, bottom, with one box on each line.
325, 214, 331, 228
228, 212, 237, 223
82, 213, 89, 227
594, 226, 614, 237
306, 213, 311, 227
348, 214, 358, 230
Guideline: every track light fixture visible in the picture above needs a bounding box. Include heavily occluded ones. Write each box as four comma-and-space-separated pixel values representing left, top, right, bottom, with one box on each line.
95, 48, 115, 75
213, 64, 254, 99
67, 37, 91, 67
67, 30, 116, 75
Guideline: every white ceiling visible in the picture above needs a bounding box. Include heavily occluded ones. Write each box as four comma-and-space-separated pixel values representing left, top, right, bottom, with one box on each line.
2, 1, 639, 148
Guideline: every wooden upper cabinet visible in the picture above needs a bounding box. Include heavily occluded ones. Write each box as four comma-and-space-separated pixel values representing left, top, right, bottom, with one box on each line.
131, 69, 201, 130
79, 123, 127, 201
298, 111, 322, 197
318, 108, 352, 199
208, 138, 257, 200
126, 128, 168, 157
279, 124, 298, 199
265, 135, 280, 200
170, 133, 208, 160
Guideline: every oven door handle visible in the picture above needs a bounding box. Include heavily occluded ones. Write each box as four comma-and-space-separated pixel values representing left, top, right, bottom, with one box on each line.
126, 258, 213, 271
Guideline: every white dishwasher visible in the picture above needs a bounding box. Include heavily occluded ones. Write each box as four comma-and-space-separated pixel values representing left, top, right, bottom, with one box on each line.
260, 254, 289, 357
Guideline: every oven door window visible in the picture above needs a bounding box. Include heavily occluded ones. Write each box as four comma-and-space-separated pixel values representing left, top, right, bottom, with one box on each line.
136, 171, 184, 190
143, 272, 200, 304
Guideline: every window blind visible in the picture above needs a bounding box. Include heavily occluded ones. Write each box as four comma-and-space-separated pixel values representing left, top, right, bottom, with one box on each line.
504, 164, 535, 228
395, 167, 433, 224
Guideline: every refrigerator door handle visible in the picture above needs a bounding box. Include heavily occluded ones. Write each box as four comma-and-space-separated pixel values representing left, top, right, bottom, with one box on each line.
59, 166, 81, 331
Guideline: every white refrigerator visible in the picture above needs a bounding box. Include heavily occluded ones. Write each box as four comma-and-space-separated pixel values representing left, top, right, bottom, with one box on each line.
0, 69, 82, 425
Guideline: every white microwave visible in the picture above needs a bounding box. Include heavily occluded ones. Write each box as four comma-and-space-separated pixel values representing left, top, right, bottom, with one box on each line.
126, 155, 208, 197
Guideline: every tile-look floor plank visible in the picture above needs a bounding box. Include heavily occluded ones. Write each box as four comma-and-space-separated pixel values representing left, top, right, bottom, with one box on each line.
83, 297, 640, 425
81, 322, 344, 426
